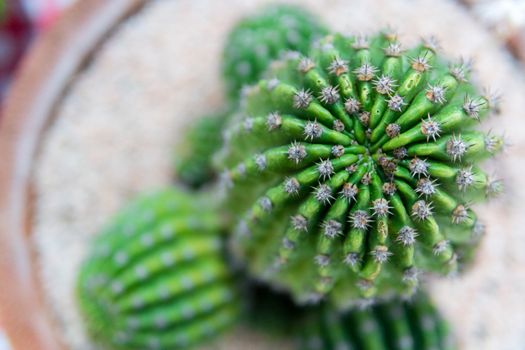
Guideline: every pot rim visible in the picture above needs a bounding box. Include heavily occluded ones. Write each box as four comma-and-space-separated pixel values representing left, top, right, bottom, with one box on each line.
0, 1, 145, 349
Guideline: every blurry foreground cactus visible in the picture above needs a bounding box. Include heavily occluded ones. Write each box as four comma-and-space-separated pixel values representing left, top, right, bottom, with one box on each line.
299, 293, 455, 350
216, 30, 503, 307
77, 188, 240, 349
222, 4, 327, 100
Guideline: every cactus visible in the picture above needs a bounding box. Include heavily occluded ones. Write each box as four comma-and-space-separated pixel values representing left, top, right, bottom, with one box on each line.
175, 110, 230, 188
299, 293, 456, 350
77, 188, 240, 350
222, 4, 327, 100
215, 30, 503, 308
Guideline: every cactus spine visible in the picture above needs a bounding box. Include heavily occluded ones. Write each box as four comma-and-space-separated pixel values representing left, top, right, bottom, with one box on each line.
299, 293, 456, 350
216, 30, 503, 308
77, 188, 240, 350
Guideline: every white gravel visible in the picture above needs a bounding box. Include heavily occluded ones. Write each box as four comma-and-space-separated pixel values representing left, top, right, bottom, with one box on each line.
32, 0, 525, 349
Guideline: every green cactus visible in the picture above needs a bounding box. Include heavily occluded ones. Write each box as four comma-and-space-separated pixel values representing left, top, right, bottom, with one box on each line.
222, 4, 327, 100
174, 110, 230, 188
215, 30, 503, 308
299, 293, 456, 350
77, 188, 240, 350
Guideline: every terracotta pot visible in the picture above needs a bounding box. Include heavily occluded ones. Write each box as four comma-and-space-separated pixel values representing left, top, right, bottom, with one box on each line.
0, 1, 145, 349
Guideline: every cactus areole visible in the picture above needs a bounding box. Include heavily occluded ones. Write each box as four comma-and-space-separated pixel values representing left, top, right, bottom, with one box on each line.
216, 31, 503, 308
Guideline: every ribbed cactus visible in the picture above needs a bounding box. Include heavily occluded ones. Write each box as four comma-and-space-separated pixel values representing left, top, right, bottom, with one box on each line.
222, 4, 327, 100
77, 188, 240, 350
299, 293, 455, 350
216, 30, 503, 307
175, 111, 230, 188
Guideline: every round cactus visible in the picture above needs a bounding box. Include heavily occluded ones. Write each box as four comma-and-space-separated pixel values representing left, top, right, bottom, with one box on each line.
175, 110, 230, 188
222, 4, 327, 100
215, 31, 503, 307
299, 293, 455, 350
77, 188, 240, 350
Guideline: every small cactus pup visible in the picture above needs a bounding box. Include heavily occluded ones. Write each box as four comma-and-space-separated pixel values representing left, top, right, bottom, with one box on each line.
216, 29, 503, 308
174, 110, 230, 188
222, 4, 327, 100
299, 292, 456, 350
77, 188, 240, 350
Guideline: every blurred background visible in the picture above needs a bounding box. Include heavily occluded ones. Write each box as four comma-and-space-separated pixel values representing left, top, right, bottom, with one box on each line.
0, 0, 524, 349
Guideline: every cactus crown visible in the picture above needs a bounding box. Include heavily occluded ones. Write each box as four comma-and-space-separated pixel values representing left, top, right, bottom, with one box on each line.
77, 189, 239, 349
216, 30, 503, 308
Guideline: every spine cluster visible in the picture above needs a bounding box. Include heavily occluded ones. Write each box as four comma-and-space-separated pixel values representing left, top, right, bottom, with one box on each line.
216, 30, 503, 307
77, 189, 239, 349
